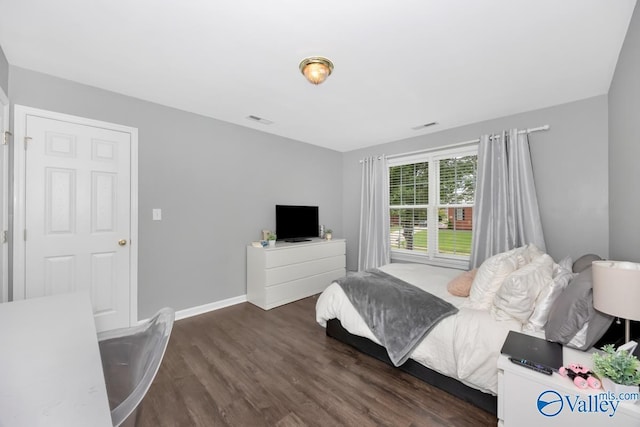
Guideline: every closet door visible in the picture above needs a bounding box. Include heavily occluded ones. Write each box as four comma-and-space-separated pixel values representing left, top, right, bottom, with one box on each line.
13, 106, 138, 332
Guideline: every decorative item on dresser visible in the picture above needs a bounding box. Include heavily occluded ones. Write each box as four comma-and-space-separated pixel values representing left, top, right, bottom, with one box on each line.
267, 232, 277, 248
593, 342, 640, 400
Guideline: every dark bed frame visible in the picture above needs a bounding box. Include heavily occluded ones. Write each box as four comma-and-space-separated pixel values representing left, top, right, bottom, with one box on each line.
326, 318, 498, 415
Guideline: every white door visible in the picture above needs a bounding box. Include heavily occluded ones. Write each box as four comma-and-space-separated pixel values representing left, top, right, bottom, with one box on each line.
13, 106, 138, 332
0, 89, 8, 303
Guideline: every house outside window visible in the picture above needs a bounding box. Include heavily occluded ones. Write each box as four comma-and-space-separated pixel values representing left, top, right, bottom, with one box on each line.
388, 146, 478, 266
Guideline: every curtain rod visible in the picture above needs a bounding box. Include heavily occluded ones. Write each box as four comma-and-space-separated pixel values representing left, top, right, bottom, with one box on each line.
383, 124, 550, 161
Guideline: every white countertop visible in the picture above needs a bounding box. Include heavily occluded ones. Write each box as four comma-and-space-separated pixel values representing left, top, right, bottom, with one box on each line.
0, 292, 112, 426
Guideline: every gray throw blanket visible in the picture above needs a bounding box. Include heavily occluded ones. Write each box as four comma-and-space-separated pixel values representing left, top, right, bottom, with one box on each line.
336, 269, 458, 366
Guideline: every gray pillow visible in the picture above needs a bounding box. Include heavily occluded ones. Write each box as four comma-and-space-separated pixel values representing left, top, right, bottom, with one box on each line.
582, 311, 614, 351
545, 266, 613, 350
572, 254, 602, 273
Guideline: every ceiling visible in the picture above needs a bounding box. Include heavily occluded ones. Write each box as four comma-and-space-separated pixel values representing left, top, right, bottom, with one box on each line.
0, 0, 636, 152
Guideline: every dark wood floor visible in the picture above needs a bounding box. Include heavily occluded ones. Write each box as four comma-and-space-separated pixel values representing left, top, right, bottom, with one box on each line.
137, 295, 497, 427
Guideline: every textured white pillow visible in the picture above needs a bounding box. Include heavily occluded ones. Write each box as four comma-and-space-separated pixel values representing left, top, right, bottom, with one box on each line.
524, 256, 577, 332
468, 247, 522, 310
492, 253, 554, 323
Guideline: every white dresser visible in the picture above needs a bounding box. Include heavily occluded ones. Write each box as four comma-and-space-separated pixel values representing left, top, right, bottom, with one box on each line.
246, 238, 346, 310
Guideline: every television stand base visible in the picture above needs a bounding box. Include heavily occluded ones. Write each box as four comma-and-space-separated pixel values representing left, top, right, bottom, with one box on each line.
283, 238, 312, 243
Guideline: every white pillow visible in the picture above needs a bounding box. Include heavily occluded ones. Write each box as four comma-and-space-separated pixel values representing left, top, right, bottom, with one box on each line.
524, 256, 576, 332
523, 243, 545, 264
467, 247, 522, 310
492, 253, 554, 323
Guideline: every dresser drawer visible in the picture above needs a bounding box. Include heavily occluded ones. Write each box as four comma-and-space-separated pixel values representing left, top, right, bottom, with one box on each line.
263, 240, 345, 268
263, 269, 346, 309
264, 255, 345, 287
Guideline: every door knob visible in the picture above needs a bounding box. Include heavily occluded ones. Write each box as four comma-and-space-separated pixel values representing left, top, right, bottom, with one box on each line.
118, 239, 128, 246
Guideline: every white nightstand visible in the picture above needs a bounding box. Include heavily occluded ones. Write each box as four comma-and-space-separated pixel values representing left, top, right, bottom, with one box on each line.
497, 346, 640, 426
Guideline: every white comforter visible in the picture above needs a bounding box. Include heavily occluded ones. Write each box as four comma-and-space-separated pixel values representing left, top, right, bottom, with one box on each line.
315, 263, 523, 395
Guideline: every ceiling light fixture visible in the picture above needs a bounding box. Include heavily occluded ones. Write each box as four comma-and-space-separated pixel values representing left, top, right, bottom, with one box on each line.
299, 56, 334, 85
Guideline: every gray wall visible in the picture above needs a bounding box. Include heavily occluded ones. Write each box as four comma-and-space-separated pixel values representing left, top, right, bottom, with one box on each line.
342, 96, 610, 271
0, 45, 7, 96
609, 3, 640, 262
8, 66, 343, 318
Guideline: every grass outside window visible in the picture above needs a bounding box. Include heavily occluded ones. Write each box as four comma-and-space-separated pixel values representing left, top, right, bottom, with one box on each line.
390, 227, 472, 255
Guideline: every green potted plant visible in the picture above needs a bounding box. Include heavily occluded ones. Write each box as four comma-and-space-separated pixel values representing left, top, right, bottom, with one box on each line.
325, 229, 333, 240
593, 343, 640, 399
267, 232, 277, 247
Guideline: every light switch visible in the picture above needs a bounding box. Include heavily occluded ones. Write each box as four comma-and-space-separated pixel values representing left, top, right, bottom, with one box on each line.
152, 209, 162, 221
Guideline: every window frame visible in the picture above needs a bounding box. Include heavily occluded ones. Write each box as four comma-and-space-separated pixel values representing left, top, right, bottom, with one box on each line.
387, 144, 478, 268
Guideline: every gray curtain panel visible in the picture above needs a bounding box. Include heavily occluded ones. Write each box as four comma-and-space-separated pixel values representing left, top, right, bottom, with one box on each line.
469, 130, 546, 269
358, 156, 391, 271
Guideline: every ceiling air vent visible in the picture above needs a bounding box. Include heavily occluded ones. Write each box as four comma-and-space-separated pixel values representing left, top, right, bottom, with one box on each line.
246, 115, 274, 125
411, 122, 438, 130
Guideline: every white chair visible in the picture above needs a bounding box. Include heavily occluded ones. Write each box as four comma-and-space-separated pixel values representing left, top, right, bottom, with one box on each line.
98, 308, 175, 427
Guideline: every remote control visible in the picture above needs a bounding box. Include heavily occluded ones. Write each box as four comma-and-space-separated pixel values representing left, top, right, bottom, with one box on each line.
509, 357, 553, 375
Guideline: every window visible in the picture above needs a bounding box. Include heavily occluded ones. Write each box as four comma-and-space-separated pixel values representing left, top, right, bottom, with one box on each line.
388, 146, 477, 264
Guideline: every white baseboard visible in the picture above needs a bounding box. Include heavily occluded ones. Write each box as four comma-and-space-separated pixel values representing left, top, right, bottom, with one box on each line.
137, 294, 247, 325
175, 294, 247, 321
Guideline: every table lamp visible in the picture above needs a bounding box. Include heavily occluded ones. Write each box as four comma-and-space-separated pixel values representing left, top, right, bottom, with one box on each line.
592, 260, 640, 343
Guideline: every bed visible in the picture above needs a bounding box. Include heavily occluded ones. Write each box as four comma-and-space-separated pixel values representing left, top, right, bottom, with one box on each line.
315, 246, 612, 414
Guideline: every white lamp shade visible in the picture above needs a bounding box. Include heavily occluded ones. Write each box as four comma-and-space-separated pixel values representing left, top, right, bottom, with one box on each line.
592, 260, 640, 322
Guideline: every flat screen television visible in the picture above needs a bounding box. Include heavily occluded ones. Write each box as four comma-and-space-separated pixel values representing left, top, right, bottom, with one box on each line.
275, 205, 319, 242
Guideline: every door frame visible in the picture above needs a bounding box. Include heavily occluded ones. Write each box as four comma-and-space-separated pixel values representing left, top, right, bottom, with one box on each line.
12, 105, 139, 325
0, 88, 8, 303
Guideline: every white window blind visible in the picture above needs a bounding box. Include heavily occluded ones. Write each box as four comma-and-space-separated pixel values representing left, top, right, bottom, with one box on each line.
388, 146, 477, 264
